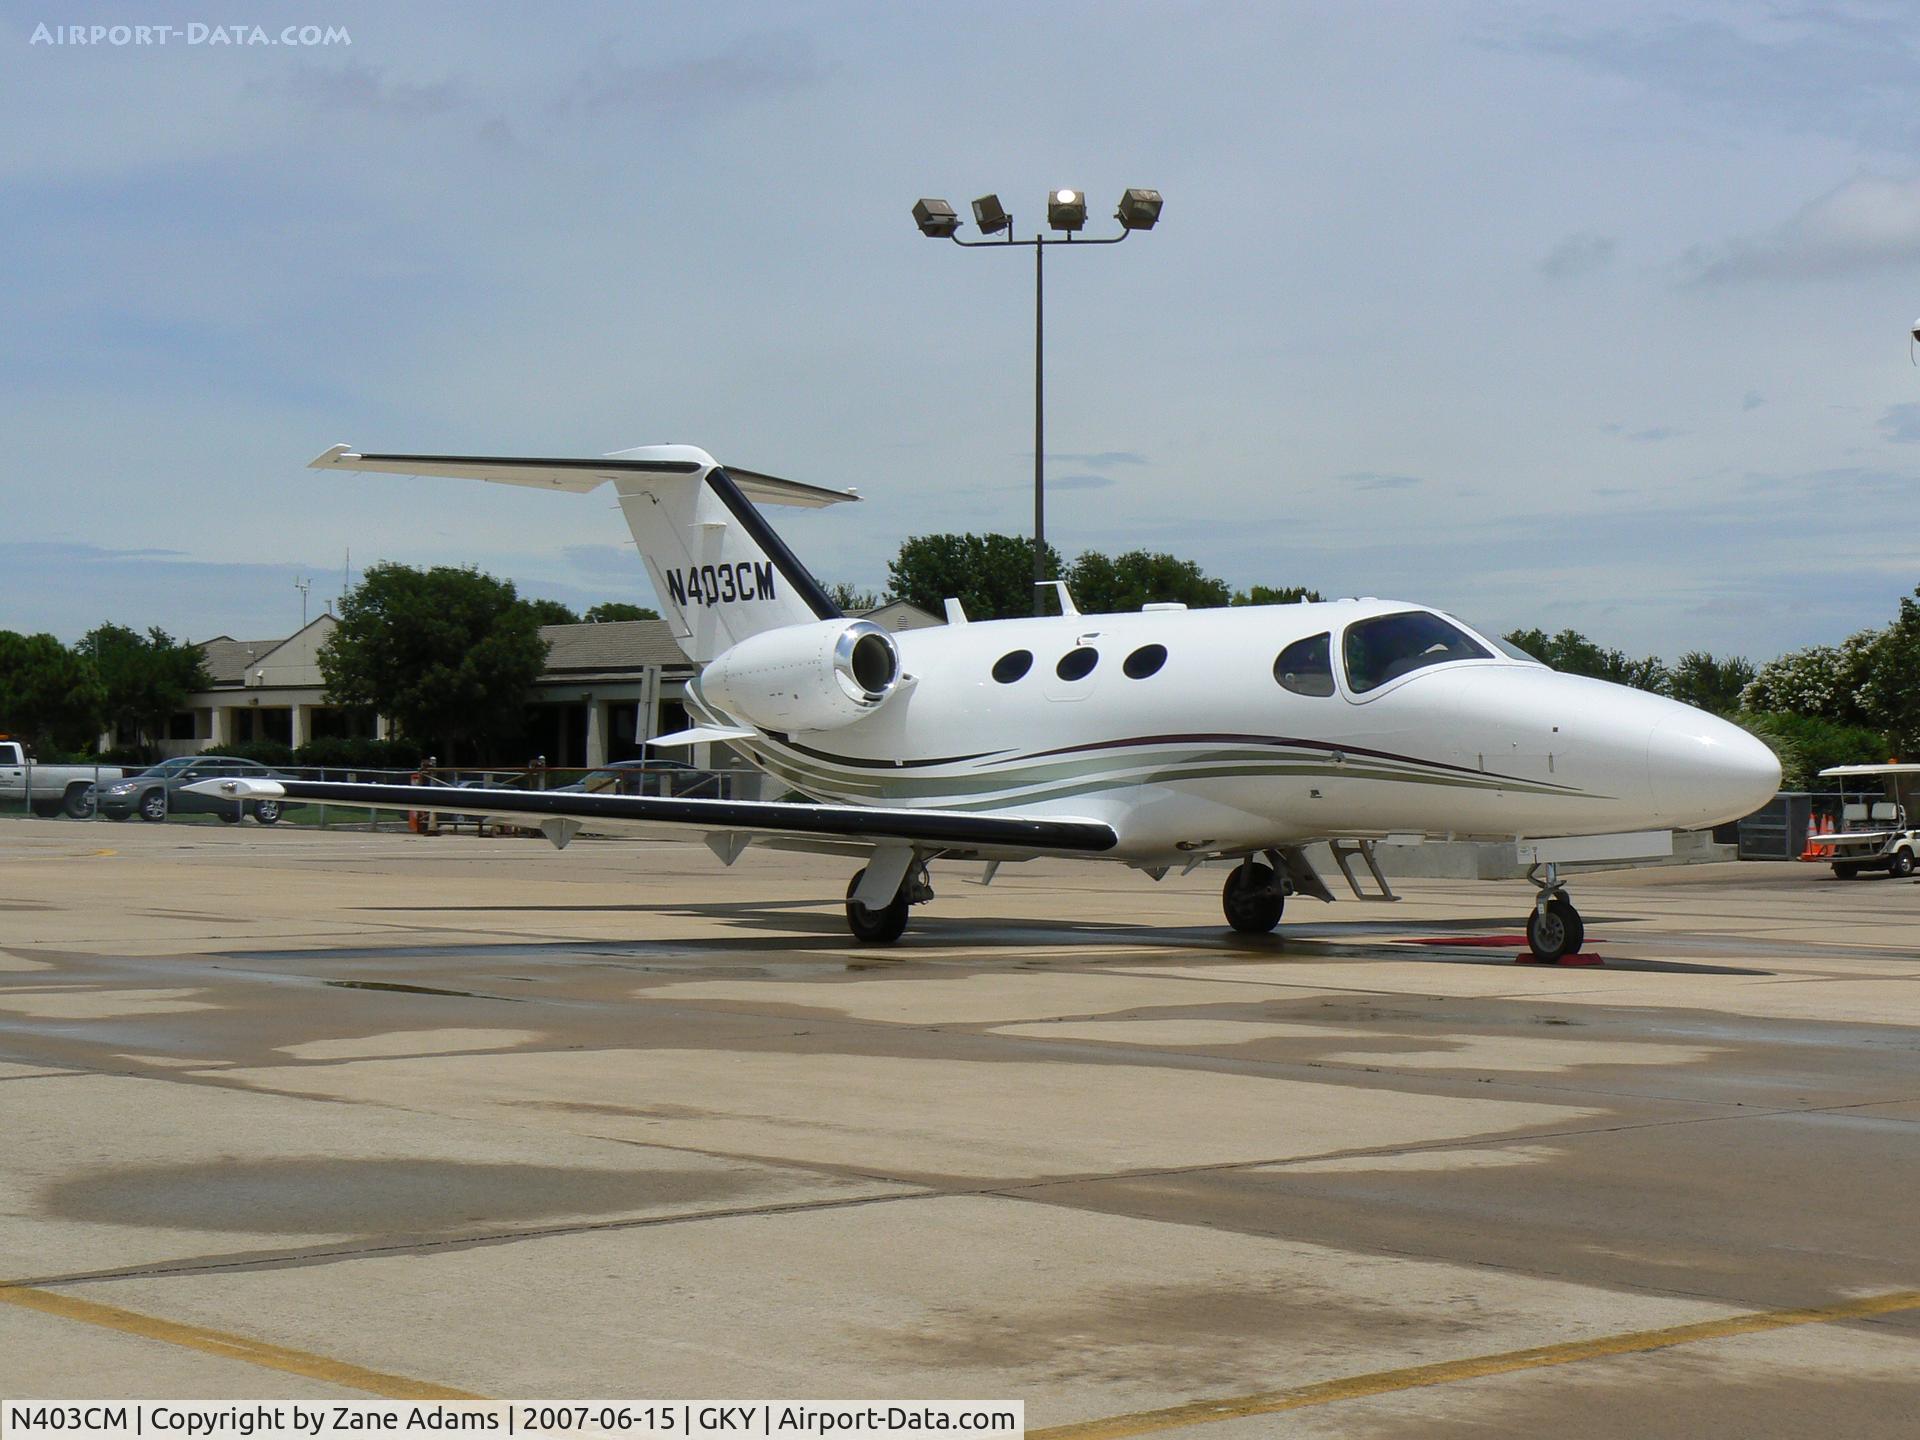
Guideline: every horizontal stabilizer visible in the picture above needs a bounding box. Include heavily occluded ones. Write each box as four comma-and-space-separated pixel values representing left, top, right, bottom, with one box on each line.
308, 445, 858, 507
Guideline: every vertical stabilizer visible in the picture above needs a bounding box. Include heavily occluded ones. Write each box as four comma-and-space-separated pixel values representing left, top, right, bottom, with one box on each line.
605, 446, 842, 662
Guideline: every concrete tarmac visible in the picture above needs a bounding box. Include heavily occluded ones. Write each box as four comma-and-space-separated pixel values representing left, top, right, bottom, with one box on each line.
0, 819, 1916, 1436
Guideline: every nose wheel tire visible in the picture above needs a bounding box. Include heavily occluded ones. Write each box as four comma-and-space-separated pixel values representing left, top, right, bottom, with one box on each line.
845, 869, 910, 944
1526, 896, 1584, 962
1222, 861, 1285, 934
138, 790, 168, 823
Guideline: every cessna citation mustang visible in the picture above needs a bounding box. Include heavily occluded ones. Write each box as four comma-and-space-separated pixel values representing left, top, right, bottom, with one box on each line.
190, 444, 1780, 960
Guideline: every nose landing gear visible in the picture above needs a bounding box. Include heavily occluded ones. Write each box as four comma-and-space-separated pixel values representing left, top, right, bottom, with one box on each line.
1523, 862, 1585, 962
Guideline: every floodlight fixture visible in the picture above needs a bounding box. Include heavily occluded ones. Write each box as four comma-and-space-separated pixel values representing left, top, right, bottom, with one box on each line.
972, 193, 1011, 235
912, 197, 960, 238
1116, 188, 1163, 231
912, 183, 1164, 611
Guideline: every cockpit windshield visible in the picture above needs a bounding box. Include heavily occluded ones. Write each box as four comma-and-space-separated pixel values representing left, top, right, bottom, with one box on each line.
1449, 618, 1540, 663
1343, 610, 1492, 694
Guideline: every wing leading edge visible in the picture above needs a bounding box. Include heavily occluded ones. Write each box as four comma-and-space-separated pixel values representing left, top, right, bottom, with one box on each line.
184, 777, 1117, 857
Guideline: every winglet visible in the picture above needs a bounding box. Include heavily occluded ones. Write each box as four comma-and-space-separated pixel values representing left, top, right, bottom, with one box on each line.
183, 777, 287, 800
310, 444, 358, 469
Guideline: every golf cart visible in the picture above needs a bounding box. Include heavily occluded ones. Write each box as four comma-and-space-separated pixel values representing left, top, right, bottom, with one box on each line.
1815, 764, 1920, 878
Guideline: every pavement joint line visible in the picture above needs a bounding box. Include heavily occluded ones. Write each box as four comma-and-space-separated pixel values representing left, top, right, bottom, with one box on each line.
1028, 1289, 1920, 1440
0, 1284, 482, 1399
4, 1187, 944, 1290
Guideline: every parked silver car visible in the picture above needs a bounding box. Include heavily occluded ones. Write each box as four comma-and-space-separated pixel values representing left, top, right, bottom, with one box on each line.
98, 756, 293, 824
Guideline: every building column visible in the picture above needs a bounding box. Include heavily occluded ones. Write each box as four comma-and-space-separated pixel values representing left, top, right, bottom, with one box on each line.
584, 700, 607, 771
209, 706, 229, 747
291, 705, 311, 750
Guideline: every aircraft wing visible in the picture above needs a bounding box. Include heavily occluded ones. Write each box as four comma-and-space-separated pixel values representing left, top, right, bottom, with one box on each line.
182, 776, 1116, 860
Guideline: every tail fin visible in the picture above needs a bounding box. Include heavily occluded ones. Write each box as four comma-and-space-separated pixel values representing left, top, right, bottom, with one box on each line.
310, 444, 855, 662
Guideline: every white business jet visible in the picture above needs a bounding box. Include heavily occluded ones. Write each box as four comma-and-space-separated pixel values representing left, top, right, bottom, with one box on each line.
191, 445, 1780, 959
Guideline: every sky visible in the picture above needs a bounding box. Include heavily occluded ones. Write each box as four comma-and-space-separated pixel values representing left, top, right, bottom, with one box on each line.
4, 1, 1920, 661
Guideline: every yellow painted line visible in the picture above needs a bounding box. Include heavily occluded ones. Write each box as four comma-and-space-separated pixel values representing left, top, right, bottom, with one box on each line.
1032, 1290, 1920, 1440
0, 1284, 482, 1399
91, 849, 117, 857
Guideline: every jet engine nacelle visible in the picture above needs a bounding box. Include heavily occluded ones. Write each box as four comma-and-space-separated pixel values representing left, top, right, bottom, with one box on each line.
699, 618, 902, 732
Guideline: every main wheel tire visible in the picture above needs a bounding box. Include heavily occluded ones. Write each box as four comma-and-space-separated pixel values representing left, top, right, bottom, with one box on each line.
63, 786, 96, 819
844, 869, 909, 944
138, 789, 168, 823
1222, 861, 1284, 934
1891, 849, 1915, 879
1833, 863, 1861, 879
253, 800, 283, 825
1526, 896, 1584, 961
218, 810, 240, 824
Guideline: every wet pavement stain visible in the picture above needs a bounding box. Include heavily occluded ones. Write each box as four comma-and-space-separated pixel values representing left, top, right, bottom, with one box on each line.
42, 1158, 764, 1234
869, 1280, 1482, 1391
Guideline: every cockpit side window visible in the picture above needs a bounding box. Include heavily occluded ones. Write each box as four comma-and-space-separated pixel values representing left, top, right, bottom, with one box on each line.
1273, 632, 1335, 696
1343, 611, 1491, 694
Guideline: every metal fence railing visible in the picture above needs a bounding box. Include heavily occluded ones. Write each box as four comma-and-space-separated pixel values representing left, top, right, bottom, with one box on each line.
0, 760, 767, 833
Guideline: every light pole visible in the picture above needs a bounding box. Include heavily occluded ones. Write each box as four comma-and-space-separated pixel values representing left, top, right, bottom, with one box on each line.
914, 188, 1163, 614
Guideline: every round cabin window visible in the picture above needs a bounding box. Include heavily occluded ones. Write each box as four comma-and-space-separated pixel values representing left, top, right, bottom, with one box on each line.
1055, 647, 1098, 682
992, 650, 1033, 683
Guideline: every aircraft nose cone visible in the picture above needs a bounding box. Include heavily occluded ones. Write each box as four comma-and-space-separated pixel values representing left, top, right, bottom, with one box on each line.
1646, 712, 1781, 828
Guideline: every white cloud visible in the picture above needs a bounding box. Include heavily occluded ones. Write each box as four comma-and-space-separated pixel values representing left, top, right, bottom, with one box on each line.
1684, 174, 1920, 283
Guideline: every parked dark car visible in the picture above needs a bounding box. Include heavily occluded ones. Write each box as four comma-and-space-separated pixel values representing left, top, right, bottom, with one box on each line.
97, 756, 295, 824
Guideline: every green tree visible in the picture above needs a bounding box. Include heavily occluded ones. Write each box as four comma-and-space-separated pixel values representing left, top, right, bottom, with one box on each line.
1066, 550, 1233, 612
1231, 585, 1326, 606
1856, 588, 1920, 753
0, 632, 104, 754
520, 598, 580, 626
1504, 627, 1670, 694
1741, 633, 1878, 727
319, 563, 551, 762
887, 534, 1065, 621
582, 602, 659, 623
1668, 651, 1755, 715
827, 582, 884, 612
83, 623, 208, 749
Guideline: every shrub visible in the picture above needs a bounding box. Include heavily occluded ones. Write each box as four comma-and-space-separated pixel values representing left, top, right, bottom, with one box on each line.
1734, 712, 1889, 792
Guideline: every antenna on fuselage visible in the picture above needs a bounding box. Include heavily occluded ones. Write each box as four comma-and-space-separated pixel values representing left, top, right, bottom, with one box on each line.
1036, 580, 1079, 617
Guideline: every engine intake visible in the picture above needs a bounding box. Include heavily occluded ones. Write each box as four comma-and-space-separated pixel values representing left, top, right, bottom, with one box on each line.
699, 619, 902, 732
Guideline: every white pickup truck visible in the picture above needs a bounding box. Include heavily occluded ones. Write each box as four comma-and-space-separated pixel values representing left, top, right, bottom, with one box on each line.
0, 740, 123, 818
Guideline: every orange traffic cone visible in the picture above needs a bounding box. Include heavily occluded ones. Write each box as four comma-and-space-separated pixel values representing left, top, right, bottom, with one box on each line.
1801, 813, 1828, 861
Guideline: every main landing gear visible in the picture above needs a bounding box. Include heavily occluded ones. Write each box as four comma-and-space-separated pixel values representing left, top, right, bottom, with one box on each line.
1222, 855, 1286, 934
844, 860, 934, 944
1524, 862, 1585, 962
